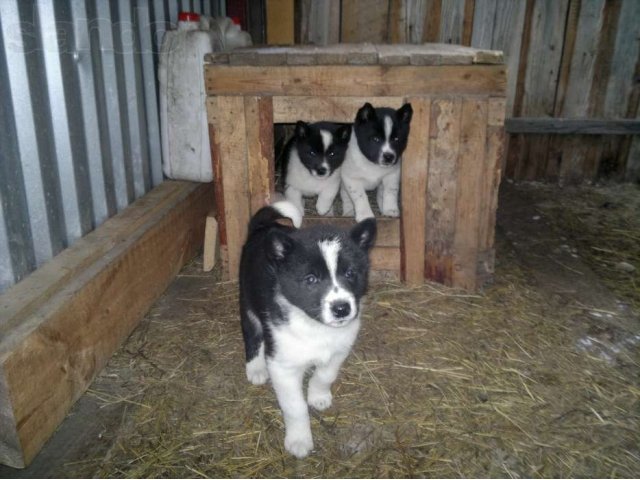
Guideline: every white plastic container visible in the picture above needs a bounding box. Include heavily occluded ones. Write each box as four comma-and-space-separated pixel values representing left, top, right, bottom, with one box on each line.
211, 17, 252, 50
159, 12, 219, 182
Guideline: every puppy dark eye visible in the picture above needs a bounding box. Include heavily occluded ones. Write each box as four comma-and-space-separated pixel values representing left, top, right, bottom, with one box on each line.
328, 151, 335, 157
372, 136, 381, 143
391, 136, 399, 142
309, 150, 317, 156
344, 268, 355, 279
304, 274, 319, 285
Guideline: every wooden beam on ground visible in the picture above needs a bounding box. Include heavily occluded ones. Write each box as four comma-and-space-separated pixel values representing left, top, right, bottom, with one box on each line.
505, 118, 640, 135
0, 181, 212, 468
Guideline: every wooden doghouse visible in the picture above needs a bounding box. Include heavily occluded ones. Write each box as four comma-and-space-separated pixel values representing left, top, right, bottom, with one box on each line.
205, 44, 506, 290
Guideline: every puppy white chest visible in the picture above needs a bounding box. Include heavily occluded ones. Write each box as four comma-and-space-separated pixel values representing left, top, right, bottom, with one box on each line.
272, 304, 360, 368
286, 148, 341, 196
342, 135, 399, 191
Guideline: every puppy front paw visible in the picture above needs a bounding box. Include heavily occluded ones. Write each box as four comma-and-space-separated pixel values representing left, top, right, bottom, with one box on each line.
246, 362, 269, 385
355, 210, 375, 222
308, 390, 332, 411
341, 204, 354, 216
381, 206, 400, 217
317, 204, 334, 216
284, 430, 314, 458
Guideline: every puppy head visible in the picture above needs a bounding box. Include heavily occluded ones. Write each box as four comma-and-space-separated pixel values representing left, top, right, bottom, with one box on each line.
354, 103, 413, 167
268, 218, 376, 327
294, 121, 352, 178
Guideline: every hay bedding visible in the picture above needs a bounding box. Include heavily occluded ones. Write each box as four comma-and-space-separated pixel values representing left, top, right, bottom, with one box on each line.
65, 185, 638, 478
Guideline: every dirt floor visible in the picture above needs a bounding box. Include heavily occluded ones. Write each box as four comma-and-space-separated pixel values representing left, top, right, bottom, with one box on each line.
1, 181, 639, 478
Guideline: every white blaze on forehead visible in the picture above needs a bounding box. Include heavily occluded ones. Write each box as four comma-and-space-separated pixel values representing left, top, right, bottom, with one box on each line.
320, 129, 333, 152
318, 239, 341, 284
318, 238, 358, 325
383, 115, 393, 141
381, 115, 395, 157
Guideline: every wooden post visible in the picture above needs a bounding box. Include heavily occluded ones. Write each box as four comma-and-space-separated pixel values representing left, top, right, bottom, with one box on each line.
425, 98, 463, 285
244, 96, 275, 215
209, 96, 251, 280
452, 98, 488, 290
401, 97, 430, 285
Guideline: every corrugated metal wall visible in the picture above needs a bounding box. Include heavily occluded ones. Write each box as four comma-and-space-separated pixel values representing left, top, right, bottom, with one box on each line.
0, 0, 224, 293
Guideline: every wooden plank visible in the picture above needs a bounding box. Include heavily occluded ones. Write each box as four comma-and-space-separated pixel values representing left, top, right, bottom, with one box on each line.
440, 0, 466, 44
422, 0, 443, 42
341, 0, 389, 43
491, 0, 527, 116
302, 0, 340, 45
0, 181, 187, 340
203, 212, 218, 272
470, 0, 496, 49
301, 217, 400, 248
425, 98, 462, 286
404, 0, 429, 43
553, 0, 582, 116
604, 0, 640, 118
389, 0, 406, 43
610, 1, 640, 182
505, 118, 640, 135
401, 97, 430, 285
561, 0, 606, 117
521, 0, 570, 116
462, 0, 476, 46
244, 96, 275, 215
370, 246, 401, 273
266, 0, 294, 44
477, 98, 506, 286
588, 0, 623, 117
0, 182, 212, 468
511, 0, 535, 117
272, 96, 405, 123
627, 134, 640, 183
452, 98, 488, 290
209, 122, 228, 273
209, 96, 251, 280
205, 65, 507, 97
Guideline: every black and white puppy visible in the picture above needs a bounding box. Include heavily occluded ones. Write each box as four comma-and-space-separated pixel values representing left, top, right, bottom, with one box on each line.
340, 103, 413, 222
239, 200, 376, 458
284, 121, 352, 216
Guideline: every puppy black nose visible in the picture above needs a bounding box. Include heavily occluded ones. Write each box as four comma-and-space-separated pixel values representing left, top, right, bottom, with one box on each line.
382, 152, 395, 164
331, 302, 351, 318
316, 166, 327, 176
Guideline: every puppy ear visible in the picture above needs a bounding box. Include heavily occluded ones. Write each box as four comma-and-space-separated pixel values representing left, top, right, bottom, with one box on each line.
266, 229, 296, 262
295, 121, 310, 139
335, 124, 352, 142
356, 103, 375, 123
350, 218, 377, 252
397, 103, 413, 124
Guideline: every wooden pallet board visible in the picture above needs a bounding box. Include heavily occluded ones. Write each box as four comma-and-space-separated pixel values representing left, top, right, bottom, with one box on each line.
206, 44, 506, 289
0, 181, 212, 468
205, 65, 506, 98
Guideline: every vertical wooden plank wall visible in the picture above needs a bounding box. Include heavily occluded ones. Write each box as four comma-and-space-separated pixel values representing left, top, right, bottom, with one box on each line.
302, 0, 640, 183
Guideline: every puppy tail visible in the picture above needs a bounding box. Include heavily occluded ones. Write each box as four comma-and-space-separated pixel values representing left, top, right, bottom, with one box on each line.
248, 200, 303, 235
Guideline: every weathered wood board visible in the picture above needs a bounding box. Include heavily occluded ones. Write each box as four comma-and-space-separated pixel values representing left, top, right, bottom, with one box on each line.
0, 181, 212, 468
